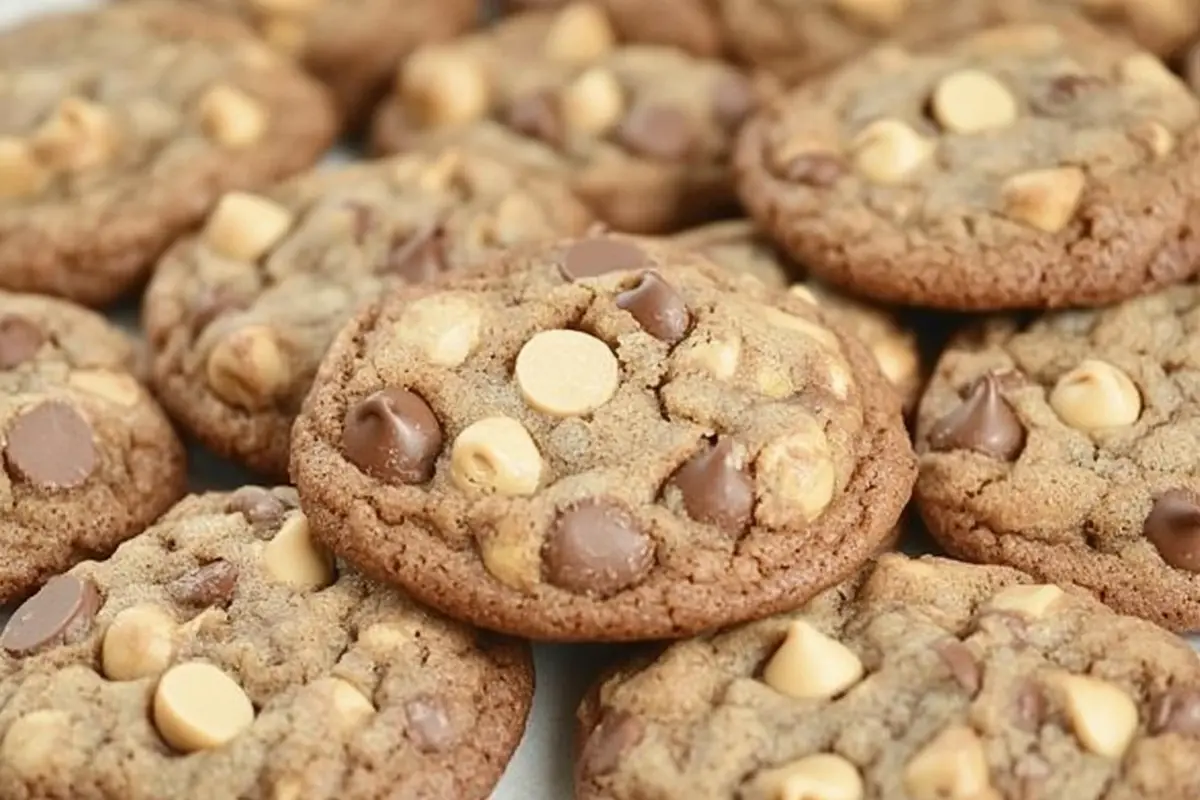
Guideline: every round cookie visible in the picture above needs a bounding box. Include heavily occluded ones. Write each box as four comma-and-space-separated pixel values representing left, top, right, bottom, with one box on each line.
671, 220, 922, 411
0, 488, 534, 799
0, 291, 186, 602
0, 0, 336, 306
575, 553, 1200, 799
143, 146, 594, 478
914, 284, 1200, 632
370, 3, 762, 234
735, 21, 1200, 311
290, 235, 915, 641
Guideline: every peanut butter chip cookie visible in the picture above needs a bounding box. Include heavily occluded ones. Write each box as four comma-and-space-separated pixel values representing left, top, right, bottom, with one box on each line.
735, 21, 1200, 311
143, 148, 593, 478
370, 3, 760, 234
915, 283, 1200, 632
575, 554, 1200, 800
0, 292, 184, 603
0, 489, 533, 799
0, 0, 335, 306
290, 236, 914, 640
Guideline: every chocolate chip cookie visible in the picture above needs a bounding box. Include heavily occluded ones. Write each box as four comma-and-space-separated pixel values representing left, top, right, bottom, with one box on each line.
290, 235, 915, 640
152, 0, 478, 126
736, 21, 1200, 311
0, 291, 186, 602
0, 0, 336, 307
0, 488, 534, 799
671, 220, 922, 411
370, 4, 761, 234
144, 147, 593, 478
576, 553, 1200, 799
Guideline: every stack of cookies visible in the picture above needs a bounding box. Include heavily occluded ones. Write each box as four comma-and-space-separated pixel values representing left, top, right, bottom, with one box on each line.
1, 0, 1200, 798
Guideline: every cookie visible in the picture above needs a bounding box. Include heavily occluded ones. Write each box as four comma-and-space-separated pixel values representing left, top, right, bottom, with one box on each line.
575, 553, 1200, 800
151, 0, 478, 126
0, 291, 186, 602
369, 4, 761, 234
290, 235, 915, 641
143, 147, 594, 478
0, 488, 534, 799
0, 0, 336, 306
735, 21, 1200, 311
913, 283, 1200, 632
671, 220, 922, 411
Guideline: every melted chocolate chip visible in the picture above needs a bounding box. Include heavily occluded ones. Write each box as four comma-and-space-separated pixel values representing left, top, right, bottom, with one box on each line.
505, 90, 563, 147
226, 486, 289, 534
560, 238, 648, 281
1149, 688, 1200, 736
711, 73, 755, 130
166, 560, 239, 607
544, 500, 654, 597
579, 709, 644, 779
404, 695, 455, 752
2, 575, 100, 656
777, 153, 845, 186
342, 388, 443, 484
615, 272, 691, 343
928, 372, 1025, 461
387, 223, 448, 284
0, 315, 44, 369
5, 401, 98, 490
933, 639, 982, 696
1033, 74, 1107, 115
668, 439, 754, 535
1144, 490, 1200, 573
615, 103, 694, 161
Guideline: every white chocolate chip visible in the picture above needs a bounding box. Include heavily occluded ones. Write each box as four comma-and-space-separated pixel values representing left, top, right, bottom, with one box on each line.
415, 149, 465, 193
394, 295, 482, 367
358, 622, 410, 653
32, 97, 120, 172
788, 284, 819, 305
1056, 674, 1139, 757
102, 604, 178, 681
871, 336, 918, 391
903, 725, 991, 800
748, 753, 865, 800
833, 0, 909, 28
402, 48, 489, 128
154, 662, 254, 752
678, 335, 741, 381
198, 84, 268, 149
0, 710, 71, 778
263, 512, 335, 590
206, 325, 292, 411
515, 330, 619, 417
763, 306, 842, 352
762, 620, 864, 700
1128, 120, 1175, 160
311, 677, 375, 732
543, 2, 616, 63
0, 137, 49, 199
999, 167, 1085, 233
68, 370, 141, 407
985, 583, 1064, 619
755, 418, 837, 526
203, 192, 294, 261
1049, 359, 1141, 430
450, 416, 544, 496
560, 67, 625, 136
850, 119, 932, 185
931, 69, 1017, 134
1116, 53, 1187, 91
754, 364, 794, 399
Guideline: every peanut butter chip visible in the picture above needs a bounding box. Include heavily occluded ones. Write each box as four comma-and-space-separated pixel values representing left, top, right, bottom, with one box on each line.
101, 604, 177, 681
931, 69, 1018, 134
263, 512, 336, 590
851, 119, 932, 184
1057, 674, 1139, 757
749, 753, 865, 800
68, 370, 141, 407
515, 330, 619, 417
313, 677, 375, 732
402, 48, 489, 128
206, 325, 292, 410
543, 2, 615, 63
834, 0, 909, 27
903, 725, 991, 800
1, 710, 70, 778
450, 416, 543, 496
678, 335, 741, 380
153, 662, 255, 753
32, 97, 119, 171
394, 295, 482, 367
762, 620, 864, 700
0, 138, 49, 199
755, 419, 837, 527
561, 67, 625, 136
203, 192, 294, 261
198, 84, 268, 149
985, 583, 1064, 618
1000, 167, 1085, 233
1049, 359, 1141, 430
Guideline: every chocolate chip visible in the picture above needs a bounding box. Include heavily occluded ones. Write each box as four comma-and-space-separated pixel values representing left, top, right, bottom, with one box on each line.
578, 709, 644, 779
1149, 688, 1200, 736
1013, 680, 1045, 731
615, 272, 691, 344
615, 103, 694, 161
387, 222, 448, 284
404, 695, 455, 752
776, 153, 845, 186
711, 73, 755, 131
0, 315, 44, 369
933, 639, 981, 696
166, 560, 239, 607
342, 388, 443, 484
560, 238, 648, 281
5, 401, 97, 490
544, 500, 654, 597
1032, 74, 1108, 115
226, 486, 289, 534
504, 90, 562, 147
1143, 490, 1200, 573
2, 574, 100, 656
928, 372, 1025, 461
668, 438, 754, 535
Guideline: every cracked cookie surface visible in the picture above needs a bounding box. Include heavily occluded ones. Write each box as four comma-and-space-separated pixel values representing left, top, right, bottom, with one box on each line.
915, 283, 1200, 632
0, 0, 335, 306
370, 3, 761, 234
0, 488, 534, 800
290, 235, 914, 640
144, 147, 593, 478
735, 21, 1200, 311
575, 553, 1200, 800
0, 291, 185, 603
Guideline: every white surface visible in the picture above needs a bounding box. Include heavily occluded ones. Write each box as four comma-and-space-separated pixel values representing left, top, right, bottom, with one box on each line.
5, 3, 1200, 800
